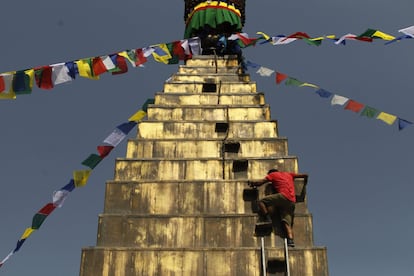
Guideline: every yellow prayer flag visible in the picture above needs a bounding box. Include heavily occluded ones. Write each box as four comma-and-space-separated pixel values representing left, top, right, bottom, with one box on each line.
151, 44, 172, 64
0, 73, 16, 100
325, 35, 336, 39
376, 112, 397, 125
24, 69, 35, 90
20, 228, 35, 240
73, 170, 92, 187
75, 59, 99, 80
373, 31, 395, 41
256, 31, 271, 41
128, 110, 147, 122
118, 51, 136, 67
300, 83, 319, 89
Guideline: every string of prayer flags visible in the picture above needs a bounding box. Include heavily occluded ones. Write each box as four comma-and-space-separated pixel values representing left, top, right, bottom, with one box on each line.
0, 99, 152, 268
247, 59, 412, 131
0, 38, 200, 100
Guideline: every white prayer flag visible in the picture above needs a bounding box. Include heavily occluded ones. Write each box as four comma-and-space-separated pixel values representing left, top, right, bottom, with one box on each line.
331, 95, 349, 106
188, 37, 201, 56
398, 25, 414, 37
271, 37, 298, 45
335, 33, 357, 45
51, 63, 73, 85
103, 128, 127, 147
52, 190, 70, 208
101, 56, 116, 71
256, 66, 274, 77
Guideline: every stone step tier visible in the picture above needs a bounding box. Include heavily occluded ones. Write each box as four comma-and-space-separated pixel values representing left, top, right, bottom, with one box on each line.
125, 138, 289, 159
154, 92, 266, 106
96, 214, 314, 248
114, 157, 298, 181
80, 247, 328, 276
137, 121, 279, 139
103, 180, 308, 215
146, 105, 271, 121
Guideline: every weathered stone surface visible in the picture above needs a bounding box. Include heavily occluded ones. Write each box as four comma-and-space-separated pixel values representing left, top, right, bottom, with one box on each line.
80, 55, 328, 275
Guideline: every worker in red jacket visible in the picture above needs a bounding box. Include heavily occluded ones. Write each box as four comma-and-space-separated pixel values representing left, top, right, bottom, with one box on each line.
249, 169, 308, 247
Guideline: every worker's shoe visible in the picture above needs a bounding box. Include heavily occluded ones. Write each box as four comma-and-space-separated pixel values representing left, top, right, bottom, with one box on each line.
287, 238, 295, 247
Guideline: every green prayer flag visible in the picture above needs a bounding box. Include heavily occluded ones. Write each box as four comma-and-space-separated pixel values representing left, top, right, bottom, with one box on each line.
81, 154, 103, 169
142, 98, 155, 112
285, 77, 304, 87
304, 38, 322, 46
32, 213, 48, 229
360, 106, 379, 118
358, 29, 376, 38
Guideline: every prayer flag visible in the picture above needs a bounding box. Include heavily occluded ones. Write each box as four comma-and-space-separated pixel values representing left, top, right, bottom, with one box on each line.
398, 118, 412, 131
73, 170, 92, 187
38, 203, 56, 215
13, 239, 27, 253
81, 154, 103, 169
76, 59, 99, 80
118, 50, 136, 67
101, 55, 116, 71
245, 61, 260, 69
166, 42, 180, 65
236, 33, 258, 47
0, 74, 16, 99
117, 121, 137, 134
300, 82, 319, 88
271, 36, 298, 45
52, 63, 73, 85
276, 72, 288, 84
20, 228, 35, 240
32, 213, 48, 229
135, 48, 147, 66
0, 75, 4, 92
180, 39, 192, 57
13, 71, 32, 94
331, 95, 349, 106
65, 61, 78, 79
373, 30, 395, 41
62, 179, 75, 192
128, 110, 147, 122
34, 66, 53, 90
103, 128, 127, 147
285, 77, 303, 86
151, 44, 172, 64
376, 112, 397, 125
97, 145, 114, 158
399, 25, 414, 37
188, 37, 201, 55
344, 100, 364, 113
142, 98, 155, 112
92, 57, 108, 76
0, 252, 13, 266
315, 89, 332, 98
256, 31, 271, 41
112, 55, 128, 75
360, 106, 379, 118
52, 189, 70, 208
256, 66, 274, 77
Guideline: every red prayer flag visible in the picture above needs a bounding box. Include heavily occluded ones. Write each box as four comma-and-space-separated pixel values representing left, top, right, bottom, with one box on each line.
35, 66, 54, 90
286, 32, 311, 39
97, 145, 114, 158
112, 55, 128, 75
344, 99, 364, 113
92, 57, 108, 76
172, 41, 187, 60
236, 33, 258, 46
135, 48, 147, 66
276, 72, 288, 84
0, 76, 5, 93
37, 203, 56, 215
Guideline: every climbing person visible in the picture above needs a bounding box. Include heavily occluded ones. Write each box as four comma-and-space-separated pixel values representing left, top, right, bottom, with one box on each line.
248, 169, 308, 247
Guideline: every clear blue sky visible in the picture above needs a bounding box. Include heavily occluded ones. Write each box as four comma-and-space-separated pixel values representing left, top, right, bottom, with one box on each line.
0, 1, 413, 275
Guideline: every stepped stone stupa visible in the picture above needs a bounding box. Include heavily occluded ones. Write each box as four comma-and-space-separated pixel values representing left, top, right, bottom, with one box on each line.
79, 1, 329, 275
